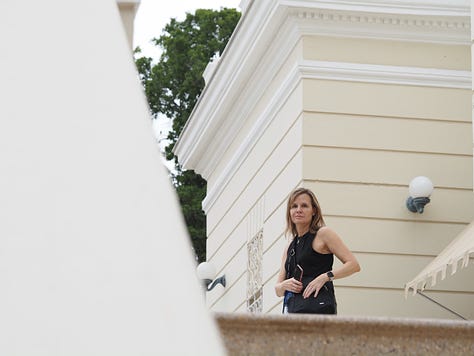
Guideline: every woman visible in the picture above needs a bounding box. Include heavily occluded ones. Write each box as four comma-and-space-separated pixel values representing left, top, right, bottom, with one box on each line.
275, 187, 360, 314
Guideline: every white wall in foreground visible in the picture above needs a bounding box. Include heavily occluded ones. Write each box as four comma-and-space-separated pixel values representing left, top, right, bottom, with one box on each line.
0, 0, 224, 354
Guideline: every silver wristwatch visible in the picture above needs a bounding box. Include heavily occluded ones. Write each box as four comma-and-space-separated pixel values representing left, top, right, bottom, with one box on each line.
326, 271, 335, 281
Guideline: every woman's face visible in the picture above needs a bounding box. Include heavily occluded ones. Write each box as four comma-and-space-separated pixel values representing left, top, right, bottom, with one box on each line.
290, 193, 315, 227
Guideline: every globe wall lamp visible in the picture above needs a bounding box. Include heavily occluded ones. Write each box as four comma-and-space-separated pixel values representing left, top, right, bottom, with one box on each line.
406, 176, 434, 214
196, 261, 226, 292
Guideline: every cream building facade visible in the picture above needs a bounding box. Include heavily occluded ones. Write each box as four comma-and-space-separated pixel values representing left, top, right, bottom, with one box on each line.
175, 0, 474, 319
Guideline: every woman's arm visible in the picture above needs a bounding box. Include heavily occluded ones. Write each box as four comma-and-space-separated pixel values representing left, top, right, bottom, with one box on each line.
320, 226, 361, 279
275, 239, 302, 297
302, 226, 360, 299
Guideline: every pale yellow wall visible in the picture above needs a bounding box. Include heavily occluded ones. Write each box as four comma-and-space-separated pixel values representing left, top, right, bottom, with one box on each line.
300, 36, 474, 319
303, 80, 471, 121
303, 35, 471, 70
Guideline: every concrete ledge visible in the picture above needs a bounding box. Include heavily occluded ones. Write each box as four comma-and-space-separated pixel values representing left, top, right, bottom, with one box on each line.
215, 313, 474, 355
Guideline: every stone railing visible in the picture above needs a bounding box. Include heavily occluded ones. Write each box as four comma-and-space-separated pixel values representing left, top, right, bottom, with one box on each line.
215, 313, 474, 355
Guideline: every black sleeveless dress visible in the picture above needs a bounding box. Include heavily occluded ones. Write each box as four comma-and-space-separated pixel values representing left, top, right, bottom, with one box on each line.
285, 229, 337, 313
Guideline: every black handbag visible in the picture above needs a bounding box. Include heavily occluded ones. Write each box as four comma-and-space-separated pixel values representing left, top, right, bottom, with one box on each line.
286, 283, 336, 314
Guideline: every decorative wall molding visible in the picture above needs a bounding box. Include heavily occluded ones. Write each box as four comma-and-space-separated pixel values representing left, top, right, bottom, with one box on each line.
197, 22, 300, 180
300, 60, 471, 89
247, 229, 263, 314
281, 0, 469, 17
174, 0, 280, 173
293, 11, 468, 28
239, 0, 253, 14
291, 8, 470, 44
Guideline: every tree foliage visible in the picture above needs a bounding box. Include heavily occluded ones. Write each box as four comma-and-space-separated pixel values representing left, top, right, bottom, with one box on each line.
135, 8, 241, 262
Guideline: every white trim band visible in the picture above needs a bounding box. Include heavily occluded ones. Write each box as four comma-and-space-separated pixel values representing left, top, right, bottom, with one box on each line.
299, 60, 472, 89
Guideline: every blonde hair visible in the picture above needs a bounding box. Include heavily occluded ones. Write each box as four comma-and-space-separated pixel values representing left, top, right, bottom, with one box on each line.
285, 187, 325, 237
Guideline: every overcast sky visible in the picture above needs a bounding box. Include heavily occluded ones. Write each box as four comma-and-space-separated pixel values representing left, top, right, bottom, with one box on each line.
133, 0, 241, 60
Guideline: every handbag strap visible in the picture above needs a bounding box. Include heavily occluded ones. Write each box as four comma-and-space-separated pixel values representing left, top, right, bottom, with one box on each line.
286, 236, 298, 279
283, 237, 298, 314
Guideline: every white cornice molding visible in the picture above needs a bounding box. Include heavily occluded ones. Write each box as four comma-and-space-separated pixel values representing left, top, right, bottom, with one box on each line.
239, 0, 253, 13
174, 1, 287, 174
281, 0, 469, 17
291, 7, 470, 44
300, 60, 471, 89
196, 22, 300, 180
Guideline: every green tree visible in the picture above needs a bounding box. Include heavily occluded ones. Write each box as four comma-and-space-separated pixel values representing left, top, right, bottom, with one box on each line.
135, 8, 241, 262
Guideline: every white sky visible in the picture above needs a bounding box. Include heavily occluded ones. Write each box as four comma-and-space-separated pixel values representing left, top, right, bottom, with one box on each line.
133, 0, 241, 59
132, 0, 241, 158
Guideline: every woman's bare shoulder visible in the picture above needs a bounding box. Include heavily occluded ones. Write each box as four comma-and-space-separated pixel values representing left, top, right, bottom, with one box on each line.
318, 226, 335, 234
317, 226, 339, 240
